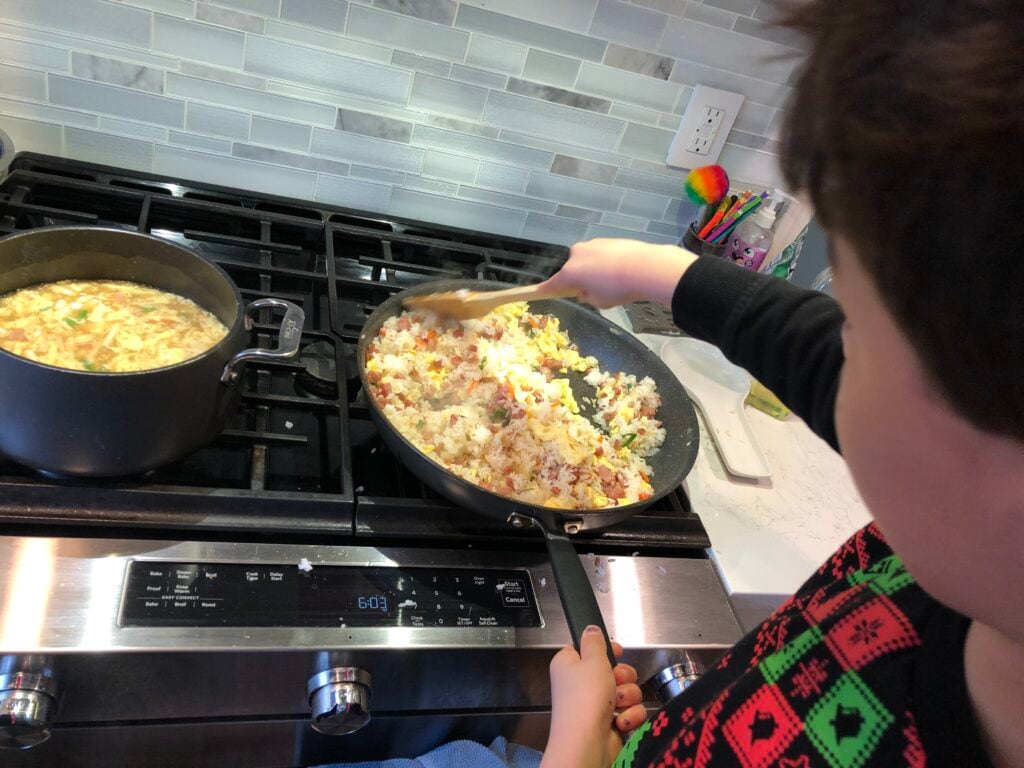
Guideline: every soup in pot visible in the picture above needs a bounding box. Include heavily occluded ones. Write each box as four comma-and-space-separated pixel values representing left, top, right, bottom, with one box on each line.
0, 279, 229, 372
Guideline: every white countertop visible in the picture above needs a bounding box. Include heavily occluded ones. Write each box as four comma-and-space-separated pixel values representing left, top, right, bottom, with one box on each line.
602, 308, 873, 631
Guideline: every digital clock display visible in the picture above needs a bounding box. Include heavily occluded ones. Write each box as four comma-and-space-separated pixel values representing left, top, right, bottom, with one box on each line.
355, 595, 389, 613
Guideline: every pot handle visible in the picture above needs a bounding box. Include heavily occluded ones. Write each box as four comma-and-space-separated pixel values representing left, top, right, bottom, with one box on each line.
543, 528, 618, 668
220, 298, 305, 384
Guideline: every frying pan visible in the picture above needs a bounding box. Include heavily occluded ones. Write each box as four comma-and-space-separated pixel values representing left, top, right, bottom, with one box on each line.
358, 279, 700, 662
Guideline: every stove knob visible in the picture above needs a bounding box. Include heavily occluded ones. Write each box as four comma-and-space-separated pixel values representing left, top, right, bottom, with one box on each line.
0, 671, 60, 750
307, 668, 372, 736
654, 660, 704, 704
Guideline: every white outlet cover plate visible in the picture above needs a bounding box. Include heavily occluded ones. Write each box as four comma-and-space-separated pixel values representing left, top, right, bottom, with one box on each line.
667, 84, 745, 169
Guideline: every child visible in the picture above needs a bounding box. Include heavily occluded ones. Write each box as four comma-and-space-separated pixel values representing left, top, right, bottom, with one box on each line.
537, 1, 1024, 766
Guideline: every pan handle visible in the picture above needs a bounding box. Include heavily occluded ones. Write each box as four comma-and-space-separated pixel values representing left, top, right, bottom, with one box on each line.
221, 298, 305, 384
543, 529, 617, 668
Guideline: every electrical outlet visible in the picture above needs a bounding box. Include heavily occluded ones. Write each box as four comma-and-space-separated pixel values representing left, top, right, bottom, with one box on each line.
667, 85, 745, 168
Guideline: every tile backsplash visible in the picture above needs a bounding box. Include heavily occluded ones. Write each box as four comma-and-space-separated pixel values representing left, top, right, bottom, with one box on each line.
0, 0, 799, 245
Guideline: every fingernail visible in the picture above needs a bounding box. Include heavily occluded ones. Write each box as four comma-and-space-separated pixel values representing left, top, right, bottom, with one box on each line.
584, 625, 601, 634
621, 719, 630, 728
616, 690, 624, 702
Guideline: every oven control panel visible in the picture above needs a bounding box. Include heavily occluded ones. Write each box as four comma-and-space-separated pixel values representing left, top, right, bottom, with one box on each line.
120, 561, 541, 628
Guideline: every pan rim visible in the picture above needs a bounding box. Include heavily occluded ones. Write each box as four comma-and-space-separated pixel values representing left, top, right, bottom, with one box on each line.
357, 277, 698, 520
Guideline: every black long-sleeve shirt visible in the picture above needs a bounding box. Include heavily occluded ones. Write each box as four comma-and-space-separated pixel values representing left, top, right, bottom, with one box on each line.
612, 258, 989, 768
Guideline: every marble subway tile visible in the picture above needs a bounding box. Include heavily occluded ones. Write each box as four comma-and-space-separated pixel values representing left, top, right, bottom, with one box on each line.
618, 122, 674, 162
669, 57, 792, 109
411, 124, 553, 169
196, 3, 265, 33
0, 21, 173, 68
498, 130, 630, 167
422, 150, 478, 182
0, 63, 45, 100
233, 142, 352, 175
315, 173, 393, 212
765, 110, 786, 140
0, 0, 150, 48
179, 61, 267, 90
555, 204, 602, 223
389, 187, 527, 237
647, 220, 681, 237
704, 0, 756, 14
589, 0, 668, 51
155, 144, 317, 198
311, 127, 424, 173
186, 103, 250, 140
601, 211, 646, 230
526, 171, 625, 210
118, 0, 192, 17
404, 175, 458, 195
619, 189, 670, 219
683, 2, 737, 30
350, 164, 405, 185
409, 74, 488, 120
244, 37, 411, 104
733, 15, 809, 50
660, 18, 798, 84
631, 0, 686, 15
483, 91, 625, 151
455, 6, 606, 62
99, 116, 167, 140
348, 5, 469, 60
505, 78, 610, 114
576, 62, 682, 112
609, 103, 661, 126
475, 161, 529, 193
0, 37, 68, 71
424, 115, 499, 139
450, 64, 506, 90
264, 20, 392, 62
153, 14, 245, 69
612, 166, 683, 197
602, 43, 673, 80
0, 96, 96, 128
0, 114, 62, 155
281, 0, 348, 31
212, 0, 280, 15
251, 115, 311, 151
51, 75, 184, 127
658, 112, 680, 130
457, 185, 557, 214
521, 212, 588, 245
550, 154, 617, 184
66, 126, 153, 171
717, 143, 785, 187
726, 129, 781, 154
733, 101, 775, 134
374, 0, 457, 25
466, 35, 526, 75
521, 50, 581, 89
629, 157, 686, 179
458, 0, 600, 34
169, 130, 232, 153
167, 73, 336, 126
586, 222, 676, 243
71, 52, 164, 94
336, 109, 413, 142
391, 51, 451, 77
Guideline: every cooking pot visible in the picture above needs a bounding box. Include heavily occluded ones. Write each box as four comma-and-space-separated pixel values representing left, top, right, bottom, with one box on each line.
0, 226, 304, 476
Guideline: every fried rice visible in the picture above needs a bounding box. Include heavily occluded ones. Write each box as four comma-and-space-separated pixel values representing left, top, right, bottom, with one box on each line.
364, 302, 666, 510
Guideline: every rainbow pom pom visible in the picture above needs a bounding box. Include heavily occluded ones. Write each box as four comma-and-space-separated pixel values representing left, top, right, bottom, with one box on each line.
684, 165, 729, 205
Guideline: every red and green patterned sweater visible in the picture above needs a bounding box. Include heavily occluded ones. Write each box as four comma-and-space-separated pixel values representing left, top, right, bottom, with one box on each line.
612, 258, 990, 767
614, 522, 987, 768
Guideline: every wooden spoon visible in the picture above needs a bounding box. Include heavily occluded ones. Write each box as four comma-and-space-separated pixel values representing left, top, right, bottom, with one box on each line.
402, 283, 580, 320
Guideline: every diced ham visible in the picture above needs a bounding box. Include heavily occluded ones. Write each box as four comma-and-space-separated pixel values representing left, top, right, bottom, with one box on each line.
640, 406, 656, 418
397, 316, 411, 331
3, 328, 26, 341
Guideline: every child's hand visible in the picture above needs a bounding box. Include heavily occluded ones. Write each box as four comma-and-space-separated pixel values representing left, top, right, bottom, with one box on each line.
539, 238, 697, 309
540, 625, 648, 768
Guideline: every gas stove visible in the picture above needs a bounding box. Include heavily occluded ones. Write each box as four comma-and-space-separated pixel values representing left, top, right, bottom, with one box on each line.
0, 155, 740, 767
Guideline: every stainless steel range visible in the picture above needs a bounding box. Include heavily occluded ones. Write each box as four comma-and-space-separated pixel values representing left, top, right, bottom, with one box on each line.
0, 154, 741, 768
